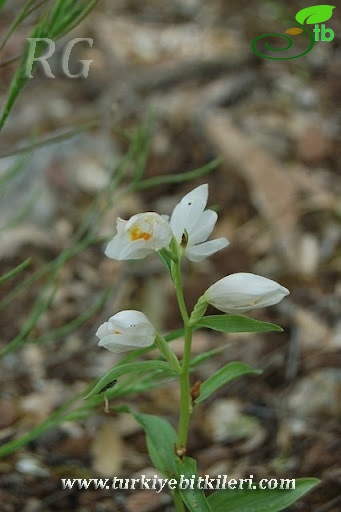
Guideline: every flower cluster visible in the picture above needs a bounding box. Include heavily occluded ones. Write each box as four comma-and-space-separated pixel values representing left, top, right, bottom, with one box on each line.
96, 184, 289, 352
105, 184, 228, 262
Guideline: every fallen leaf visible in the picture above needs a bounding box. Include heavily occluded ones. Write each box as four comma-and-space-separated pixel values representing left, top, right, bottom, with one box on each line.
203, 113, 299, 268
91, 420, 124, 476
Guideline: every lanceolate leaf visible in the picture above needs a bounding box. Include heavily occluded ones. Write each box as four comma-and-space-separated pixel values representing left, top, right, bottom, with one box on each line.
195, 362, 261, 405
84, 361, 176, 399
208, 478, 320, 512
131, 412, 177, 476
196, 315, 283, 333
295, 5, 335, 25
175, 457, 212, 512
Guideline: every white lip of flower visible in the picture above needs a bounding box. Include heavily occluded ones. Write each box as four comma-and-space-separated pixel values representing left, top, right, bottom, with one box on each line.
105, 212, 172, 260
204, 272, 290, 314
169, 184, 229, 262
96, 310, 156, 353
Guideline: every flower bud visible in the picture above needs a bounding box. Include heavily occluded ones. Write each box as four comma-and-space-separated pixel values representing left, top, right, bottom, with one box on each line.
96, 310, 156, 353
204, 273, 289, 314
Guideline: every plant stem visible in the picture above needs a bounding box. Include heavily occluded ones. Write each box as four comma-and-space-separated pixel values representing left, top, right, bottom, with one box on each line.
171, 253, 193, 512
177, 323, 192, 448
172, 258, 189, 325
172, 258, 193, 449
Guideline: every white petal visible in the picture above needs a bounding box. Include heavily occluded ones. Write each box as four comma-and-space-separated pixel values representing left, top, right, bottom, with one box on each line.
115, 217, 128, 233
152, 221, 173, 250
186, 238, 229, 262
98, 334, 154, 353
189, 209, 218, 245
179, 184, 208, 205
105, 235, 149, 260
111, 310, 153, 329
170, 199, 206, 240
170, 184, 208, 240
95, 322, 111, 338
104, 234, 126, 259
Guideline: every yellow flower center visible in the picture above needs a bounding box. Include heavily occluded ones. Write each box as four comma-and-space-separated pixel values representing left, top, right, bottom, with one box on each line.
129, 226, 152, 241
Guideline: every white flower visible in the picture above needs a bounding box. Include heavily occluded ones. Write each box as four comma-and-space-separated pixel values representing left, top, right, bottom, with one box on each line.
170, 184, 229, 262
96, 310, 156, 353
204, 273, 289, 314
105, 212, 172, 260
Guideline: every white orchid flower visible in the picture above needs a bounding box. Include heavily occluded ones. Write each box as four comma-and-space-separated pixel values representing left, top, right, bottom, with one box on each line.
105, 212, 172, 260
204, 272, 290, 314
170, 184, 229, 262
96, 310, 156, 353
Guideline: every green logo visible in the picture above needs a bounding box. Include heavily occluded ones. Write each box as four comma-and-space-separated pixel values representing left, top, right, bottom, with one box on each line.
251, 4, 335, 60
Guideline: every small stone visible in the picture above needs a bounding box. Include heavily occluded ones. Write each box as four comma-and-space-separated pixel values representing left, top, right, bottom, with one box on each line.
296, 124, 332, 164
207, 399, 263, 443
286, 369, 341, 419
297, 233, 320, 276
16, 456, 50, 477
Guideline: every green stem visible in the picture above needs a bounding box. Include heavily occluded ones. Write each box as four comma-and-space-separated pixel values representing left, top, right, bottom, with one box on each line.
172, 257, 193, 449
170, 248, 193, 512
177, 323, 192, 448
172, 258, 189, 325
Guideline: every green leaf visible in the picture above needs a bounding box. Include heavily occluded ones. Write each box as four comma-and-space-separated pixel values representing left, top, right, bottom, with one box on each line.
131, 412, 177, 476
157, 248, 174, 274
197, 315, 283, 333
175, 457, 212, 512
195, 362, 261, 405
295, 5, 335, 25
190, 343, 230, 369
208, 478, 320, 512
84, 361, 176, 399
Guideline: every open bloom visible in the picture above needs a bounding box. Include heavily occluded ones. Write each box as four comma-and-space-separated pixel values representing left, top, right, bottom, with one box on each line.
105, 212, 172, 260
170, 184, 229, 262
204, 272, 289, 314
96, 310, 156, 353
